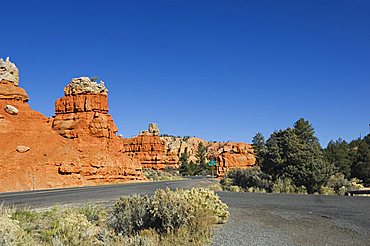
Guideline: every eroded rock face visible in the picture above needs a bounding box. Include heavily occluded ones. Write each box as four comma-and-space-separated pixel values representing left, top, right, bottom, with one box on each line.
0, 57, 19, 86
123, 131, 179, 171
52, 78, 116, 139
0, 69, 144, 192
161, 136, 256, 176
216, 142, 256, 177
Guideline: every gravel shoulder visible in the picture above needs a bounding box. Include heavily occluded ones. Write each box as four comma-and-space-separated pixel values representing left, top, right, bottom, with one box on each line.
212, 191, 370, 246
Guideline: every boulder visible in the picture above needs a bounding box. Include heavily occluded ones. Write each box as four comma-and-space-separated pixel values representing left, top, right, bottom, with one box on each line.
16, 145, 30, 153
4, 105, 18, 115
0, 57, 19, 86
148, 123, 160, 136
64, 77, 108, 96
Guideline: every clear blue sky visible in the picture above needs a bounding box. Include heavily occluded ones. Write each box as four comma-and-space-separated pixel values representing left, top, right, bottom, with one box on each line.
1, 0, 369, 146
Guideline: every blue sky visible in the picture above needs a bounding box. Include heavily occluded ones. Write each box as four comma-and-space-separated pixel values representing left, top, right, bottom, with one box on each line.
1, 0, 369, 146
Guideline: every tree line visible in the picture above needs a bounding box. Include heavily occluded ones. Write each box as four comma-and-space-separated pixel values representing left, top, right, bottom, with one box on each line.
252, 118, 369, 193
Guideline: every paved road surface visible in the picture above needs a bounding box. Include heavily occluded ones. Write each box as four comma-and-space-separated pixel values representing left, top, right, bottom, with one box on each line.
1, 178, 369, 246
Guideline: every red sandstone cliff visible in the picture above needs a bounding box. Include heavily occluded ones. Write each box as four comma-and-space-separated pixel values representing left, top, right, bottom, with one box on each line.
161, 136, 256, 176
0, 61, 143, 192
122, 124, 179, 170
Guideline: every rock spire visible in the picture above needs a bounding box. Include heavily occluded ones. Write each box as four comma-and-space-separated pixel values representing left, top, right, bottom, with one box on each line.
0, 57, 19, 86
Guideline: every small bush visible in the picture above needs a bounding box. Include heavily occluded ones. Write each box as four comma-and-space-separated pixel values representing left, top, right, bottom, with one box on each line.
220, 177, 233, 190
108, 195, 151, 235
295, 186, 308, 194
272, 178, 296, 193
107, 188, 228, 244
320, 186, 336, 195
208, 183, 222, 191
143, 168, 181, 181
223, 167, 272, 191
180, 188, 229, 224
51, 211, 96, 245
150, 189, 192, 233
98, 228, 155, 246
324, 173, 365, 195
229, 185, 241, 192
78, 204, 106, 226
0, 205, 38, 246
246, 187, 267, 193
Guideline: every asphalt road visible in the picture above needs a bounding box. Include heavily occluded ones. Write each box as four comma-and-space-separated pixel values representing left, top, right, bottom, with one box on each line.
0, 177, 210, 208
1, 178, 369, 246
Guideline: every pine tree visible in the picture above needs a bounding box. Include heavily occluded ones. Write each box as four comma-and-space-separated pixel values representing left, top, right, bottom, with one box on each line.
351, 134, 370, 186
261, 118, 333, 193
324, 139, 352, 178
179, 152, 190, 176
195, 142, 209, 175
252, 132, 266, 166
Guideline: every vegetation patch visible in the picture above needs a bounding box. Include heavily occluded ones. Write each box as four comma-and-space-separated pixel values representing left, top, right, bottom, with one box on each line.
143, 168, 183, 181
0, 188, 228, 246
221, 118, 368, 195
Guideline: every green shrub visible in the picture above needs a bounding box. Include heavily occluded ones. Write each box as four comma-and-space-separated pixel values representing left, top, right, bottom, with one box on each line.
320, 186, 336, 195
51, 211, 96, 245
78, 204, 106, 226
180, 188, 229, 224
108, 195, 151, 236
295, 186, 308, 194
98, 228, 155, 246
224, 167, 272, 191
347, 178, 364, 190
229, 185, 241, 192
107, 188, 228, 244
220, 177, 233, 190
143, 168, 160, 181
246, 187, 267, 193
143, 168, 181, 181
0, 205, 38, 246
150, 189, 192, 233
208, 183, 223, 191
325, 173, 365, 195
272, 178, 296, 193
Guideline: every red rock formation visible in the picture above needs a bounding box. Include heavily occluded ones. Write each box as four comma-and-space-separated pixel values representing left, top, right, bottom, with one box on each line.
216, 142, 256, 177
122, 134, 179, 171
0, 81, 29, 102
52, 78, 117, 139
161, 136, 256, 176
50, 77, 143, 184
0, 58, 256, 192
0, 65, 143, 192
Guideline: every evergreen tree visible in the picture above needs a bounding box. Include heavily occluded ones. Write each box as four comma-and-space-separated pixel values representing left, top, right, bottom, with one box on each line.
252, 132, 266, 166
195, 142, 209, 175
261, 118, 333, 193
324, 139, 352, 178
350, 134, 370, 186
179, 152, 190, 175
